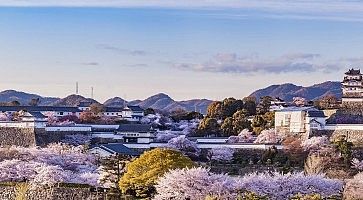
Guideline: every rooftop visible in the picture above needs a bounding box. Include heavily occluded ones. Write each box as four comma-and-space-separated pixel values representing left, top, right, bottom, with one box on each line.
307, 110, 326, 118
345, 68, 361, 76
94, 143, 139, 156
276, 106, 317, 112
0, 106, 81, 113
125, 106, 144, 112
117, 124, 153, 132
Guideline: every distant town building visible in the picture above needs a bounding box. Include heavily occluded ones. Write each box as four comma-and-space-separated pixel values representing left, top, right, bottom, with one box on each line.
270, 97, 288, 111
90, 143, 139, 157
0, 106, 81, 117
342, 68, 363, 104
116, 124, 156, 144
121, 106, 145, 122
275, 107, 326, 139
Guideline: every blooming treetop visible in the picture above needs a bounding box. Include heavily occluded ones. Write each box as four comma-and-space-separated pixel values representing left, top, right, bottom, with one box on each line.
154, 167, 237, 200
227, 129, 254, 143
209, 147, 234, 162
254, 129, 280, 144
154, 167, 343, 200
352, 158, 363, 171
0, 144, 99, 187
167, 135, 200, 155
301, 136, 329, 152
155, 131, 178, 143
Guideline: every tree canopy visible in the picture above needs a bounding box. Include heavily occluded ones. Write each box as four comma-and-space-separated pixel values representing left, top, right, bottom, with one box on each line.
119, 148, 195, 197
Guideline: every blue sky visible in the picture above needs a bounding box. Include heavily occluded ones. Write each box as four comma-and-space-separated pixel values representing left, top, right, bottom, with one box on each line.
1, 1, 363, 102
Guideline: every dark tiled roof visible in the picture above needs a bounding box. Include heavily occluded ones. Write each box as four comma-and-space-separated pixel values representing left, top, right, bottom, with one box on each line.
126, 106, 144, 112
104, 107, 123, 112
118, 124, 152, 132
78, 101, 93, 107
345, 68, 361, 75
0, 106, 81, 112
97, 143, 139, 156
28, 112, 47, 118
307, 110, 326, 118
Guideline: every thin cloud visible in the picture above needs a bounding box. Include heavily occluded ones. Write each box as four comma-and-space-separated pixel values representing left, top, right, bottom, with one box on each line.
173, 53, 342, 74
121, 63, 148, 68
3, 1, 363, 22
81, 62, 100, 66
96, 44, 148, 56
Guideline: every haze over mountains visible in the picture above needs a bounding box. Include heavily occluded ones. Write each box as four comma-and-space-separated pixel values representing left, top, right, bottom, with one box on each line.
0, 81, 342, 113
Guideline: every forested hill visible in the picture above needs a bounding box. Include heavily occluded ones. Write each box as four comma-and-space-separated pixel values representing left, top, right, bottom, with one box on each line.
249, 81, 341, 101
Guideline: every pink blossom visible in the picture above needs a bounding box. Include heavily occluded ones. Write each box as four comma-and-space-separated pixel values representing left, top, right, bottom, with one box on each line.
301, 136, 329, 151
209, 147, 234, 162
254, 129, 280, 144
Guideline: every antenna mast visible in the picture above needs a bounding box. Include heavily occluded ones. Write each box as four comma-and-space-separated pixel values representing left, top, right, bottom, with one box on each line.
91, 87, 94, 99
76, 82, 79, 94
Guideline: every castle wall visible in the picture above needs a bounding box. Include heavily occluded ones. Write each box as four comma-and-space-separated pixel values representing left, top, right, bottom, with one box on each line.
0, 185, 107, 200
0, 127, 90, 147
0, 127, 36, 147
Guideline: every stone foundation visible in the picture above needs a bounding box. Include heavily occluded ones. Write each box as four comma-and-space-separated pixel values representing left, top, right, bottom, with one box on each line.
311, 129, 363, 146
0, 127, 91, 147
0, 185, 107, 200
0, 127, 36, 147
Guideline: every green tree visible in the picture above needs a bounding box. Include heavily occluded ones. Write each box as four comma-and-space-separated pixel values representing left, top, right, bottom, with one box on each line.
221, 98, 244, 118
197, 117, 220, 136
252, 115, 266, 134
90, 103, 105, 115
334, 135, 353, 166
232, 110, 251, 134
144, 108, 156, 116
28, 98, 40, 106
206, 101, 223, 119
314, 95, 338, 110
221, 117, 234, 136
9, 100, 20, 106
119, 148, 195, 197
257, 96, 273, 115
243, 96, 257, 116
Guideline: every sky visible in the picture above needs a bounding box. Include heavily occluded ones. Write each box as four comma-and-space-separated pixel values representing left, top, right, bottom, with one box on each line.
1, 0, 363, 102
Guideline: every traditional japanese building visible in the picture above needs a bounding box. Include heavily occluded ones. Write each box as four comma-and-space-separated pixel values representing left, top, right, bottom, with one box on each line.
342, 68, 363, 104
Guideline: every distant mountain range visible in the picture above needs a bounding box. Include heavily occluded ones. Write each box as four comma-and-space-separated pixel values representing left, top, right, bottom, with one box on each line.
0, 90, 212, 114
104, 93, 212, 114
0, 81, 342, 114
249, 81, 342, 102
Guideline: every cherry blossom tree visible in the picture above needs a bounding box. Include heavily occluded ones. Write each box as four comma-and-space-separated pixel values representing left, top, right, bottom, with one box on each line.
167, 135, 200, 156
301, 136, 329, 152
209, 147, 234, 162
254, 129, 280, 144
154, 168, 343, 200
0, 144, 100, 187
155, 131, 178, 143
154, 167, 237, 200
352, 158, 363, 171
293, 97, 307, 107
239, 172, 343, 199
0, 113, 11, 121
227, 129, 254, 143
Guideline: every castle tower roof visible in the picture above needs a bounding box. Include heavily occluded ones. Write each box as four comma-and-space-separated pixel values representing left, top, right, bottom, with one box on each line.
345, 68, 361, 75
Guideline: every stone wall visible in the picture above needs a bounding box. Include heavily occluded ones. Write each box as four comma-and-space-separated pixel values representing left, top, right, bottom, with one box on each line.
0, 185, 107, 200
311, 129, 363, 146
0, 127, 91, 147
0, 127, 36, 147
35, 129, 90, 147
